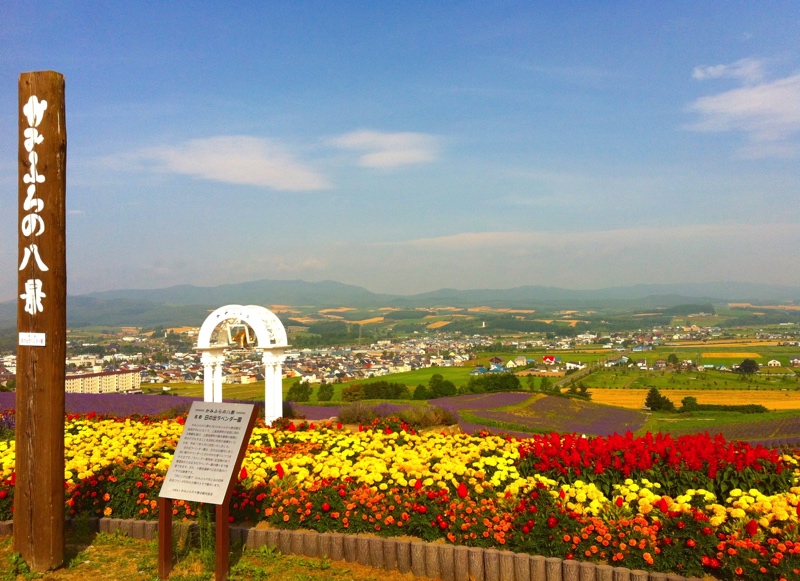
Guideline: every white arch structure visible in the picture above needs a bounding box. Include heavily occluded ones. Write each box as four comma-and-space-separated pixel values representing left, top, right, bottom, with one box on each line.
196, 304, 288, 423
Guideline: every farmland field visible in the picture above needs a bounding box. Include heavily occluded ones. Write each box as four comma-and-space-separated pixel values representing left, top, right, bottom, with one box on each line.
701, 351, 762, 358
589, 387, 800, 410
582, 368, 799, 392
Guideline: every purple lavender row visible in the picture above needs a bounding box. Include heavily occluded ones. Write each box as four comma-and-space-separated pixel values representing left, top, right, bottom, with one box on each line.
430, 392, 531, 409
0, 392, 201, 417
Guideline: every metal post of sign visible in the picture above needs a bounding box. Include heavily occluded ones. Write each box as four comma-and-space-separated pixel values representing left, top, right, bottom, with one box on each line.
15, 70, 67, 572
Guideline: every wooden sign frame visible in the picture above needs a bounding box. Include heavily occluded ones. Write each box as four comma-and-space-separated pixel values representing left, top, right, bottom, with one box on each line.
158, 403, 258, 580
16, 70, 67, 572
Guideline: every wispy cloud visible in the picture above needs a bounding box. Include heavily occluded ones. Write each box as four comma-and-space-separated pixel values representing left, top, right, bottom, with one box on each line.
329, 130, 439, 168
111, 136, 330, 191
687, 63, 800, 158
347, 223, 800, 293
692, 58, 765, 84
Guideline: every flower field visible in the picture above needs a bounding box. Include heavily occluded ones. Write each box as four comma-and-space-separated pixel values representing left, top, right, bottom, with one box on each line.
472, 396, 647, 436
0, 411, 799, 580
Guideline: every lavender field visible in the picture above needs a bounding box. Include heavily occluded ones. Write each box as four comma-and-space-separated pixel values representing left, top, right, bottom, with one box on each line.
2, 391, 794, 444
0, 392, 201, 417
667, 415, 800, 448
471, 396, 647, 436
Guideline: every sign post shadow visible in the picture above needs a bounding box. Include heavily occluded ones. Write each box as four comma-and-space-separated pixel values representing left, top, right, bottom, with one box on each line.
158, 402, 258, 580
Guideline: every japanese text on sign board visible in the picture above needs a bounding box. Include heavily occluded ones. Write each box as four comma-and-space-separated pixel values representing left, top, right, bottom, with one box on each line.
19, 96, 49, 316
159, 402, 254, 505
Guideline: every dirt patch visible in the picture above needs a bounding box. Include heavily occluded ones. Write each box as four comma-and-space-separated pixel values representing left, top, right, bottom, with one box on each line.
354, 317, 385, 325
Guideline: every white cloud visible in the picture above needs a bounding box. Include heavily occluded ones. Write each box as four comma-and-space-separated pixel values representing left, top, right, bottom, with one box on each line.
116, 136, 330, 191
330, 130, 439, 168
687, 72, 800, 157
692, 58, 765, 84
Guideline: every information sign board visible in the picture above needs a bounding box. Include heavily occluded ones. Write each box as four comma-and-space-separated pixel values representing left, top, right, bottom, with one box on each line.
160, 401, 255, 505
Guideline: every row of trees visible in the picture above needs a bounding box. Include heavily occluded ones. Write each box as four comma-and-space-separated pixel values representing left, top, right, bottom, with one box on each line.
644, 387, 768, 414
287, 372, 527, 403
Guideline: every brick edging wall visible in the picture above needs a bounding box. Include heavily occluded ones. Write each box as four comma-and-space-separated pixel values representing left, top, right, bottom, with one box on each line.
0, 519, 701, 581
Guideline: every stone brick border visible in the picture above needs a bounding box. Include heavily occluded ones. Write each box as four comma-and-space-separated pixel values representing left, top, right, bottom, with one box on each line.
0, 520, 702, 581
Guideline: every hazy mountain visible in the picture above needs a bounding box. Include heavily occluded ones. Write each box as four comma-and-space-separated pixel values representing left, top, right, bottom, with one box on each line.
83, 279, 393, 308
1, 279, 798, 328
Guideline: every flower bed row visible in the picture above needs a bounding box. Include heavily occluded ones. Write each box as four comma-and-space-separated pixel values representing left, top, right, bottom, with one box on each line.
0, 413, 798, 579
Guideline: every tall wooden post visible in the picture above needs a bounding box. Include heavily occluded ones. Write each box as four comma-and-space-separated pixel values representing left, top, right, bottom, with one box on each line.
16, 70, 67, 571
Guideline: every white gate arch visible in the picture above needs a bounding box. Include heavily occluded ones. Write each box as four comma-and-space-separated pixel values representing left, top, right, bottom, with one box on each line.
196, 304, 288, 422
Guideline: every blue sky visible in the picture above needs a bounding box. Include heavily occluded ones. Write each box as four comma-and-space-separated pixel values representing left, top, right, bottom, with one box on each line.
2, 2, 799, 300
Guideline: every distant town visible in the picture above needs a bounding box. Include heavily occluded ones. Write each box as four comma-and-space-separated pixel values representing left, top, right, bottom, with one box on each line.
1, 319, 798, 395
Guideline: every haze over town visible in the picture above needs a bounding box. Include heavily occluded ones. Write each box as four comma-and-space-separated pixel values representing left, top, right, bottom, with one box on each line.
2, 3, 800, 302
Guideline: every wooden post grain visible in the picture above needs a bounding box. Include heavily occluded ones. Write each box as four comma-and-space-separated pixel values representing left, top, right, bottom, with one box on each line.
216, 503, 230, 581
158, 498, 173, 578
15, 70, 67, 572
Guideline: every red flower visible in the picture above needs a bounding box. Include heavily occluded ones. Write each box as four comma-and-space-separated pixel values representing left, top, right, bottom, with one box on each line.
547, 516, 558, 528
321, 502, 331, 512
745, 519, 759, 537
414, 479, 422, 491
276, 464, 285, 479
239, 467, 248, 480
615, 497, 623, 508
0, 490, 7, 500
655, 498, 668, 513
457, 482, 468, 499
288, 423, 296, 432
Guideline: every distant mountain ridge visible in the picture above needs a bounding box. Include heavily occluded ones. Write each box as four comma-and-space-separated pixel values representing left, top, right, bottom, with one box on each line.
81, 279, 800, 306
0, 279, 798, 328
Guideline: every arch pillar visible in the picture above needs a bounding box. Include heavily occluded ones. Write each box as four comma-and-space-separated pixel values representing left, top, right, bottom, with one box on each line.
261, 346, 286, 423
200, 346, 227, 403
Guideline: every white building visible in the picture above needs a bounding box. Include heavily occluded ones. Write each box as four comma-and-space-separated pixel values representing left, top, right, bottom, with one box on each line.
65, 369, 142, 394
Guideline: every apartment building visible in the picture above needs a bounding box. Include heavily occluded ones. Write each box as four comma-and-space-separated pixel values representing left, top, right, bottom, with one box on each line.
65, 369, 142, 394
